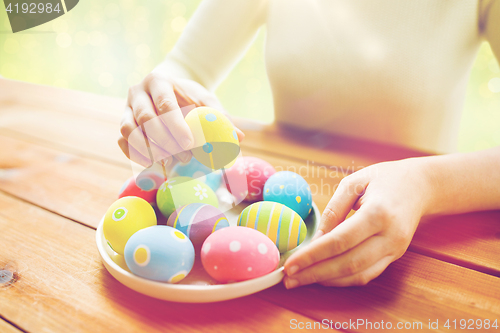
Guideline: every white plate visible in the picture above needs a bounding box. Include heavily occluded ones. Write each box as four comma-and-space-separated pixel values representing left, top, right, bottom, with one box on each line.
95, 201, 319, 303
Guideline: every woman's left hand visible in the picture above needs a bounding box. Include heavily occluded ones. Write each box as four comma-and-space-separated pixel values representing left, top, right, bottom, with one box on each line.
283, 158, 433, 288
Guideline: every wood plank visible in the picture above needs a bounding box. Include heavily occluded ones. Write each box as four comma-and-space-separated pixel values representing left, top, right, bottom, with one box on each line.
412, 211, 500, 277
1, 133, 500, 279
256, 252, 500, 333
0, 78, 124, 118
0, 319, 24, 333
0, 134, 131, 228
0, 104, 129, 168
0, 192, 330, 333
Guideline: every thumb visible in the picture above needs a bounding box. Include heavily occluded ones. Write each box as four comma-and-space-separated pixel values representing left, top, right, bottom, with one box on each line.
314, 174, 369, 241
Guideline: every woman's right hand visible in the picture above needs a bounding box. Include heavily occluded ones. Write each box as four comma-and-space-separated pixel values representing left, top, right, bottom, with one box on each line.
118, 64, 244, 167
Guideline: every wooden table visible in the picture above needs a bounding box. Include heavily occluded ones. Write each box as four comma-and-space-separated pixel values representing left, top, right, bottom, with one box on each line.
1, 78, 499, 333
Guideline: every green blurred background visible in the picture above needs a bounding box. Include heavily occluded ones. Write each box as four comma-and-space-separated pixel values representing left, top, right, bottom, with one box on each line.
1, 0, 499, 152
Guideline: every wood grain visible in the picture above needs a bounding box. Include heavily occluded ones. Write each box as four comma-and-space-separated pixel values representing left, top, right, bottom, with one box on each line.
2, 79, 500, 333
0, 134, 131, 228
0, 104, 128, 168
0, 192, 330, 333
257, 252, 500, 333
0, 319, 23, 333
412, 212, 500, 277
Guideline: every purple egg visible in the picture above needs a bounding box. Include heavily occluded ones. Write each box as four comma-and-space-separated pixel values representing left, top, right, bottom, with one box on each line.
167, 203, 230, 251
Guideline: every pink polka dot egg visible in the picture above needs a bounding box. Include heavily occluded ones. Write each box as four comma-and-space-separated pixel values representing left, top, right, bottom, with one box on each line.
201, 226, 280, 283
225, 156, 276, 202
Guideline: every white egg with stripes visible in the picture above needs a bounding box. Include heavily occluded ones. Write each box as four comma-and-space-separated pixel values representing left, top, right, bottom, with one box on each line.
237, 201, 307, 253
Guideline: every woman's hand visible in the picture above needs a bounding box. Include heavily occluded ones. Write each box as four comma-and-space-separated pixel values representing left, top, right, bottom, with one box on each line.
118, 63, 244, 167
283, 158, 432, 288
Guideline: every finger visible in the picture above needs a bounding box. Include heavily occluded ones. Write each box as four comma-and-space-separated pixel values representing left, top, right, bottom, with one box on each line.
148, 79, 194, 150
120, 106, 157, 164
173, 151, 192, 164
283, 235, 387, 288
117, 136, 152, 168
318, 255, 394, 287
234, 127, 245, 142
314, 173, 369, 240
122, 105, 174, 163
129, 89, 189, 161
173, 84, 202, 108
352, 198, 362, 211
284, 204, 383, 275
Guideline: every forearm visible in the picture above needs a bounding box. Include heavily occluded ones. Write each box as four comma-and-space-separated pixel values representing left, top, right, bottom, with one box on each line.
421, 146, 500, 215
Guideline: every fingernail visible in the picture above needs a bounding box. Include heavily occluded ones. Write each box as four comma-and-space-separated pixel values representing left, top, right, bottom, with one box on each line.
287, 265, 299, 276
157, 154, 170, 164
311, 230, 324, 241
181, 138, 192, 150
160, 157, 170, 166
285, 278, 299, 289
163, 157, 173, 167
177, 151, 191, 163
236, 128, 245, 141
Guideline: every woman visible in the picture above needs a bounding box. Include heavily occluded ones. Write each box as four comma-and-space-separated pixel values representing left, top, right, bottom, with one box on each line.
118, 0, 500, 288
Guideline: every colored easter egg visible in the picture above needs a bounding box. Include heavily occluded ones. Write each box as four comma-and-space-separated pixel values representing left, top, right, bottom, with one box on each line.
171, 156, 222, 191
201, 226, 280, 283
263, 171, 312, 219
103, 196, 157, 255
167, 203, 230, 250
185, 107, 240, 170
118, 171, 166, 205
238, 201, 307, 253
156, 176, 218, 218
124, 226, 195, 283
154, 206, 168, 225
225, 156, 276, 202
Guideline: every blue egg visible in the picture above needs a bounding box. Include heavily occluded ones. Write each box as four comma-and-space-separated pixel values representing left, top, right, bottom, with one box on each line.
263, 171, 312, 219
124, 226, 195, 283
171, 156, 222, 191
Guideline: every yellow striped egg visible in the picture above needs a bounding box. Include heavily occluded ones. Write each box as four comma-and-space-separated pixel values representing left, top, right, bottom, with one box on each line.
237, 201, 307, 253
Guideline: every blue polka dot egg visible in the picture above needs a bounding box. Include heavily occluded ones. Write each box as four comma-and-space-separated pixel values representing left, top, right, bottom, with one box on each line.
170, 156, 222, 191
124, 225, 195, 283
263, 171, 312, 219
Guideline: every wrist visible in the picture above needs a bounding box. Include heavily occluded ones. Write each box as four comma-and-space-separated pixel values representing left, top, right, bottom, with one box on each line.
410, 156, 442, 217
160, 55, 200, 83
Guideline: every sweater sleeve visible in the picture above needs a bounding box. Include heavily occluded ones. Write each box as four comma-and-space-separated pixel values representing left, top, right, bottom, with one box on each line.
481, 0, 500, 61
162, 0, 267, 91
